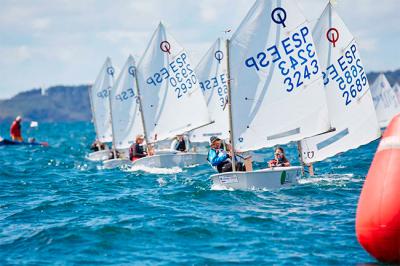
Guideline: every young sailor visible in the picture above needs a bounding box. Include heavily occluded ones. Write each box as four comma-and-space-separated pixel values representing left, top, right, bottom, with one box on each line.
90, 140, 107, 152
129, 134, 148, 161
170, 134, 190, 152
207, 136, 245, 173
10, 116, 23, 142
268, 147, 291, 167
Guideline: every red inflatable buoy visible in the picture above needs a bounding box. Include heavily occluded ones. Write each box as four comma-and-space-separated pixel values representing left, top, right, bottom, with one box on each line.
356, 114, 400, 263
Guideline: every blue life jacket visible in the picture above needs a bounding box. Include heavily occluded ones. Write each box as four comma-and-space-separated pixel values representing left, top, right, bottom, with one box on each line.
207, 148, 229, 167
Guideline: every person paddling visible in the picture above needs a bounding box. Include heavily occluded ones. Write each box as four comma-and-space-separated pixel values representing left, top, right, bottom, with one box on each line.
268, 147, 291, 167
10, 116, 23, 142
129, 135, 148, 161
170, 134, 190, 152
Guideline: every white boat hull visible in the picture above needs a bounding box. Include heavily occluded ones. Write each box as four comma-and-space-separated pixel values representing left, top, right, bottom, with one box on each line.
86, 150, 110, 161
102, 158, 131, 169
211, 166, 302, 190
130, 152, 206, 169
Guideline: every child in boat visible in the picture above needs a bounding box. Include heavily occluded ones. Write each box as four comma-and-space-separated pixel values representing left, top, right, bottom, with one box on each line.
90, 140, 106, 151
170, 134, 190, 152
207, 136, 245, 173
129, 134, 148, 161
268, 147, 291, 167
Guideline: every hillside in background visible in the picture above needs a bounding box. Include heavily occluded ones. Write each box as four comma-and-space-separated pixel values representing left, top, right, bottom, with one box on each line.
0, 85, 91, 123
0, 70, 399, 123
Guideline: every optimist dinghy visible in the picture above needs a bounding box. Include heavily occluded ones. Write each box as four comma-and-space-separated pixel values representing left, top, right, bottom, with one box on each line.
211, 0, 331, 190
127, 23, 212, 169
299, 3, 381, 172
102, 55, 145, 169
370, 73, 400, 128
86, 58, 115, 162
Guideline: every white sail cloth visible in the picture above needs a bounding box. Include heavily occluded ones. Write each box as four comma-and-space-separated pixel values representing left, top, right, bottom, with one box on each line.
370, 73, 400, 128
89, 57, 115, 143
110, 55, 144, 150
136, 23, 211, 143
300, 3, 380, 164
190, 38, 230, 143
393, 83, 400, 103
229, 0, 330, 152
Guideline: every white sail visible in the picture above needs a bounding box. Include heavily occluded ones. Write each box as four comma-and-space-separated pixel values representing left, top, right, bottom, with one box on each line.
393, 83, 400, 103
136, 23, 211, 143
110, 55, 144, 150
89, 57, 115, 143
300, 3, 381, 164
190, 38, 230, 143
229, 0, 330, 152
370, 73, 400, 127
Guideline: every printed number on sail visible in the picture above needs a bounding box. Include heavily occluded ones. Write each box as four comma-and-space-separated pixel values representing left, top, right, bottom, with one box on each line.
244, 26, 319, 93
146, 52, 197, 99
97, 87, 111, 98
199, 74, 228, 107
321, 43, 367, 106
115, 88, 137, 103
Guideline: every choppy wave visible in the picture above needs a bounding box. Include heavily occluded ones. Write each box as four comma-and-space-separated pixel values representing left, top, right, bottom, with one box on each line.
0, 122, 379, 264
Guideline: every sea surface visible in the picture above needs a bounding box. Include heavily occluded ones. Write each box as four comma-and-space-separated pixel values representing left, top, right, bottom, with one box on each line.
0, 122, 381, 265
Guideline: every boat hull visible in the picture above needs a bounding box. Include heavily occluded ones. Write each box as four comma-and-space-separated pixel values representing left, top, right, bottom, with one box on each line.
86, 150, 110, 161
0, 138, 46, 146
130, 152, 206, 169
102, 158, 131, 169
211, 166, 302, 190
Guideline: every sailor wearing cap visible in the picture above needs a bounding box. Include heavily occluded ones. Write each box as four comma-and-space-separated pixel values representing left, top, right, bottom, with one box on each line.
207, 136, 231, 173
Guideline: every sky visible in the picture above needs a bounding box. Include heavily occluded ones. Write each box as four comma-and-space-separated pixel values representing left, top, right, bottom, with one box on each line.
0, 0, 399, 99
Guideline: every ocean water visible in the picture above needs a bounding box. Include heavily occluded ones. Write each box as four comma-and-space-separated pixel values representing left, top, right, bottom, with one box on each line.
0, 122, 380, 265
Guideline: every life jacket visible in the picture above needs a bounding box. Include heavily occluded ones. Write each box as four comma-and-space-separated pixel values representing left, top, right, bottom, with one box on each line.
269, 157, 288, 167
129, 143, 146, 161
10, 121, 21, 138
176, 140, 186, 152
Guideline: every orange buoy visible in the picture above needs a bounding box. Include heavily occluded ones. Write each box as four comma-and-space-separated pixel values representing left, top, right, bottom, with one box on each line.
356, 114, 400, 263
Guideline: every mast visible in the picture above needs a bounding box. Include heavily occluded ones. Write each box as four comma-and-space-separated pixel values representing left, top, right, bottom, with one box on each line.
297, 141, 315, 176
297, 142, 305, 176
226, 39, 236, 172
88, 84, 99, 141
108, 79, 117, 159
134, 67, 151, 154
